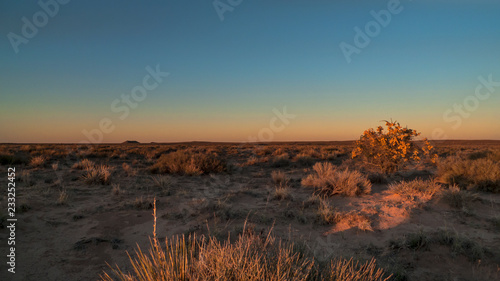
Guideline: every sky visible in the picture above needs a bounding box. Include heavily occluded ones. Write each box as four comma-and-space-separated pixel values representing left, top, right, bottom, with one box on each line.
1, 0, 499, 143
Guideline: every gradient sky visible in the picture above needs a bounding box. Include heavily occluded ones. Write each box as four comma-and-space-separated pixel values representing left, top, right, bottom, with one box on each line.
1, 0, 499, 143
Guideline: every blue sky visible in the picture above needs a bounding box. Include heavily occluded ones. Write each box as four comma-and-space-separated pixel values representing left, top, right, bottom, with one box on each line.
1, 0, 499, 143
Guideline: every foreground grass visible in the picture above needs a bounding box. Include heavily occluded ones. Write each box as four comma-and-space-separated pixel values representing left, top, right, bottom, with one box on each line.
102, 204, 390, 281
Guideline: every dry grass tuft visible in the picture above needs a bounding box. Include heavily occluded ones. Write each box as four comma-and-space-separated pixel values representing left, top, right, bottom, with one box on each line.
321, 258, 390, 281
57, 189, 68, 205
270, 153, 291, 167
271, 170, 287, 186
30, 155, 46, 167
82, 165, 112, 185
389, 179, 441, 202
272, 185, 292, 201
302, 162, 371, 197
150, 150, 226, 175
72, 159, 95, 170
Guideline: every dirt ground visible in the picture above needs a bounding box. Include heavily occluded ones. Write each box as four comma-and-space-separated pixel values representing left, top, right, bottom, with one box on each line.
1, 141, 500, 281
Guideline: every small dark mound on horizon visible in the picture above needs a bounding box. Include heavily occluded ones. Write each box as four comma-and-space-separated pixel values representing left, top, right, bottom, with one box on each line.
122, 140, 140, 144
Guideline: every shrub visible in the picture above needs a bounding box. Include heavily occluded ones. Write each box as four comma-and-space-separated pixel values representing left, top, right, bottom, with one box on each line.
302, 162, 371, 197
352, 120, 437, 173
150, 150, 226, 175
437, 156, 500, 192
389, 179, 441, 202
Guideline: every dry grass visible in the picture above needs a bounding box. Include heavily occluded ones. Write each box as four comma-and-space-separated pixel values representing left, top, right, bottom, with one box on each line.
72, 159, 95, 170
102, 225, 315, 280
302, 162, 371, 197
270, 153, 291, 168
57, 189, 68, 205
30, 155, 46, 167
321, 258, 390, 281
437, 156, 500, 192
102, 216, 389, 281
272, 185, 292, 201
389, 179, 441, 202
150, 150, 226, 175
82, 165, 112, 185
294, 153, 315, 166
271, 170, 287, 186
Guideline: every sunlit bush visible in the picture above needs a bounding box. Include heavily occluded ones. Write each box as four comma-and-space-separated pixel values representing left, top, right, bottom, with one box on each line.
352, 120, 437, 173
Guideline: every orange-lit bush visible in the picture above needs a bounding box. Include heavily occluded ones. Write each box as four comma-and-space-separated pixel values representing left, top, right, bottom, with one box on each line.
352, 121, 437, 173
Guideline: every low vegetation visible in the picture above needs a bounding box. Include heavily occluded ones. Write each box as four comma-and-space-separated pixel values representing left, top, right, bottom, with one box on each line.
352, 120, 437, 173
82, 165, 112, 185
102, 215, 389, 281
302, 162, 371, 196
388, 178, 441, 202
150, 150, 226, 175
437, 156, 500, 192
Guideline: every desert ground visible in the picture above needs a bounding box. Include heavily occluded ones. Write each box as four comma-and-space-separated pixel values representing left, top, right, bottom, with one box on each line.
1, 140, 500, 280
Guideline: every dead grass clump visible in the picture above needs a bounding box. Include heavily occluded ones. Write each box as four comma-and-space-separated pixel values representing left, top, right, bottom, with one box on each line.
82, 165, 112, 185
272, 185, 292, 201
389, 179, 441, 202
294, 153, 315, 166
271, 170, 287, 186
30, 155, 46, 167
437, 156, 500, 192
57, 190, 68, 205
302, 162, 371, 197
270, 153, 291, 168
321, 258, 390, 281
317, 199, 337, 224
243, 156, 259, 166
151, 175, 172, 189
440, 185, 479, 209
72, 159, 95, 170
150, 150, 226, 175
335, 211, 373, 232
